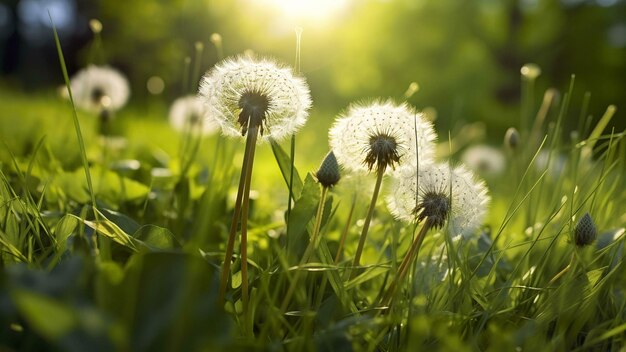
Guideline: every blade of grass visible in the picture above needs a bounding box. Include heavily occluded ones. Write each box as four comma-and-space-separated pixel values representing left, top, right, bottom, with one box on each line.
49, 12, 96, 210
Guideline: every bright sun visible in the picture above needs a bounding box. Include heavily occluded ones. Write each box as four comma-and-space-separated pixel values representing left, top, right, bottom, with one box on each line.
264, 0, 349, 21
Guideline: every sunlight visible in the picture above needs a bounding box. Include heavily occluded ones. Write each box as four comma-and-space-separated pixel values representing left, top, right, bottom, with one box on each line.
264, 0, 349, 21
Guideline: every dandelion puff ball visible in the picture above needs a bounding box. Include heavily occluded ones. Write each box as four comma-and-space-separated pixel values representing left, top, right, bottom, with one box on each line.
329, 101, 437, 173
70, 65, 130, 112
198, 56, 312, 141
387, 163, 490, 236
169, 96, 219, 136
461, 144, 506, 178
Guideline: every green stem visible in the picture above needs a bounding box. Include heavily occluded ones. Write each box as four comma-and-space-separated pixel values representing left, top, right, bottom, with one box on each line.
191, 43, 204, 93
280, 186, 328, 313
547, 252, 575, 287
335, 192, 357, 263
314, 192, 357, 310
380, 219, 432, 308
286, 134, 296, 244
350, 166, 385, 278
218, 130, 253, 303
240, 126, 260, 316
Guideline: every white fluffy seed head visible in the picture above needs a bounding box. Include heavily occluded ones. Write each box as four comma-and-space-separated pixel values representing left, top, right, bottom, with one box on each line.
69, 65, 130, 113
461, 145, 506, 178
168, 95, 219, 136
387, 163, 490, 237
328, 101, 437, 174
198, 56, 312, 141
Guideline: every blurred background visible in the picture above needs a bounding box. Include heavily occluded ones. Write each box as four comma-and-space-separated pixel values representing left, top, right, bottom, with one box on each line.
0, 0, 625, 138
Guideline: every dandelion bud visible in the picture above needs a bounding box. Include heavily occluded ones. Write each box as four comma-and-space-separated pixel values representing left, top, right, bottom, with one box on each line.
574, 212, 597, 247
89, 19, 102, 34
195, 41, 204, 51
504, 127, 520, 150
315, 151, 341, 188
521, 63, 541, 80
210, 33, 222, 45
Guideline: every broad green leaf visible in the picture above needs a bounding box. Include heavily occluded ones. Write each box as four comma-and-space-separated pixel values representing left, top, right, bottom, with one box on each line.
133, 225, 177, 250
12, 289, 77, 340
286, 174, 320, 260
270, 139, 303, 198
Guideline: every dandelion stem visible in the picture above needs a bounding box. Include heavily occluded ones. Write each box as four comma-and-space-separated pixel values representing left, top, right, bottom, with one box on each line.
280, 186, 328, 313
240, 126, 260, 316
351, 166, 385, 277
380, 219, 432, 307
191, 42, 204, 93
287, 134, 296, 243
315, 192, 354, 311
335, 192, 357, 263
218, 130, 252, 303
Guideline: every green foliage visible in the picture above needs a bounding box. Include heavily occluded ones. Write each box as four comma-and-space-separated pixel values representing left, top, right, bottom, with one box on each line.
1, 1, 626, 348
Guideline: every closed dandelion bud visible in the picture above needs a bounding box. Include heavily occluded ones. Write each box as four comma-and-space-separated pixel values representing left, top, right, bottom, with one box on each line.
504, 127, 520, 150
316, 151, 341, 188
89, 19, 102, 34
521, 63, 541, 80
574, 212, 597, 247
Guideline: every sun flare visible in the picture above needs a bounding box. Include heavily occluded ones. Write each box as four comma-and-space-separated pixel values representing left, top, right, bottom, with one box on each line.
264, 0, 349, 21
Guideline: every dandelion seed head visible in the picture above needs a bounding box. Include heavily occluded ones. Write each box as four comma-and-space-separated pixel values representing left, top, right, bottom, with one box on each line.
169, 96, 219, 136
461, 145, 506, 178
387, 163, 490, 237
329, 101, 436, 174
70, 65, 130, 113
198, 56, 312, 141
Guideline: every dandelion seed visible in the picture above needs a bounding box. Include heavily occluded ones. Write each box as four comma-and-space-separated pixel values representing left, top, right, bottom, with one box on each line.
461, 145, 506, 178
69, 65, 130, 113
329, 101, 436, 173
169, 96, 219, 136
198, 56, 312, 141
387, 163, 490, 236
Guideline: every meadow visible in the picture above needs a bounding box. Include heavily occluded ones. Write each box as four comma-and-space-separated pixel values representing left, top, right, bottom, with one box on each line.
1, 4, 626, 352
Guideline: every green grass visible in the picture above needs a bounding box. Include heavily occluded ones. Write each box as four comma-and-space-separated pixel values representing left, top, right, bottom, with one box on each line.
0, 69, 625, 352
